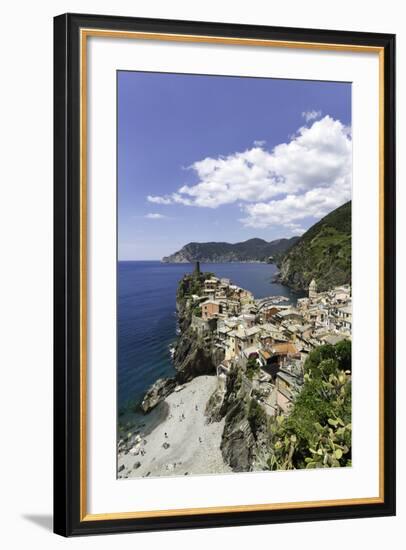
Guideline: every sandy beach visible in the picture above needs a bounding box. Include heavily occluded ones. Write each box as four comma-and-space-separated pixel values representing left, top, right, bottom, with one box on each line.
118, 375, 231, 479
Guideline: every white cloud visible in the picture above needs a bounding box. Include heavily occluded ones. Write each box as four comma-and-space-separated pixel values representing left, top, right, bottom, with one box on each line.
253, 139, 266, 147
284, 222, 306, 236
147, 195, 173, 205
145, 213, 167, 219
239, 182, 350, 229
302, 109, 322, 122
146, 115, 351, 231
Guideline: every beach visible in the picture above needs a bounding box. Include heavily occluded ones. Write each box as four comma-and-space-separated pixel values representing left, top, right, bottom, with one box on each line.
118, 375, 231, 479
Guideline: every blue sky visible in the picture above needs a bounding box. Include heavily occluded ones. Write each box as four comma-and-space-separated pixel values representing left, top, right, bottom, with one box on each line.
118, 71, 351, 260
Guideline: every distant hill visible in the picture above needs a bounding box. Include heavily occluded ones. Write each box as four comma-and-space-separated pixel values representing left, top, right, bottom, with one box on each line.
277, 201, 351, 292
162, 237, 299, 264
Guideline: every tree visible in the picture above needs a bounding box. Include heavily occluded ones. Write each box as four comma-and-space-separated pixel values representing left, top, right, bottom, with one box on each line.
246, 356, 259, 380
304, 339, 351, 378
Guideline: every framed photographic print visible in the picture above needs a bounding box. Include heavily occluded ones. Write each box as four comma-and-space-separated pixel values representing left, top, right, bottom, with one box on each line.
53, 13, 396, 536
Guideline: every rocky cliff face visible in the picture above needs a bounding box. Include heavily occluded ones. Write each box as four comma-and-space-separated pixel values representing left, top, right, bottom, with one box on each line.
205, 367, 269, 472
173, 328, 224, 383
221, 401, 256, 471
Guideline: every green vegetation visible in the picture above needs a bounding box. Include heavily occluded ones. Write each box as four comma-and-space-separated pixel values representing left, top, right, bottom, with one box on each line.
305, 339, 352, 376
278, 201, 351, 291
162, 237, 299, 263
267, 340, 352, 470
246, 356, 260, 380
177, 270, 213, 303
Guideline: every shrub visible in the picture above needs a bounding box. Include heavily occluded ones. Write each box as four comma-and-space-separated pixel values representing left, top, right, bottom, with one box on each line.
267, 341, 352, 470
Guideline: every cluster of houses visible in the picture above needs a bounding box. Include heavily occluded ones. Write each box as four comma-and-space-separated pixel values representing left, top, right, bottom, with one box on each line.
190, 272, 352, 417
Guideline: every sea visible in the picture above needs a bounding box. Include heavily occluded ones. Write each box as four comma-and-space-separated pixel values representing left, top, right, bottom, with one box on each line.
118, 261, 302, 411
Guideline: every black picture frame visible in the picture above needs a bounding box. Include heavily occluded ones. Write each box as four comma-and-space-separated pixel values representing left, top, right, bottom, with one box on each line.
54, 12, 396, 537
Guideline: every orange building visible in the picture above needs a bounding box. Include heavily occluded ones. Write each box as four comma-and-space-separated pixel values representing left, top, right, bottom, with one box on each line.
201, 300, 221, 320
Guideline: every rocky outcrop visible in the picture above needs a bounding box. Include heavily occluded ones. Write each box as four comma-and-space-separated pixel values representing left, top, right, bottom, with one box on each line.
220, 400, 256, 471
174, 326, 224, 383
205, 386, 226, 423
141, 270, 223, 411
205, 366, 269, 472
172, 271, 224, 382
141, 377, 176, 413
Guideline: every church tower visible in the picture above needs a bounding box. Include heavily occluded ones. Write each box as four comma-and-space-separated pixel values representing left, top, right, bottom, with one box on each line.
309, 278, 318, 300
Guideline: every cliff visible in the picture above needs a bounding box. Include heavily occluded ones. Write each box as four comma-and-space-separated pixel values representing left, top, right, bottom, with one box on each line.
205, 366, 269, 471
141, 269, 224, 412
277, 201, 351, 292
162, 237, 298, 264
173, 271, 224, 382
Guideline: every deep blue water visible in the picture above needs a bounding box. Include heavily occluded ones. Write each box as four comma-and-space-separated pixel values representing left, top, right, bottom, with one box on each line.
118, 261, 301, 410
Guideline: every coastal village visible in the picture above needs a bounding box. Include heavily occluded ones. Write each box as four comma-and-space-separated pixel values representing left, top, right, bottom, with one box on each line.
117, 262, 352, 478
190, 262, 352, 418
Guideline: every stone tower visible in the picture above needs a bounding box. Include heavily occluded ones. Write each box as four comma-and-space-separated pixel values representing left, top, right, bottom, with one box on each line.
309, 278, 318, 300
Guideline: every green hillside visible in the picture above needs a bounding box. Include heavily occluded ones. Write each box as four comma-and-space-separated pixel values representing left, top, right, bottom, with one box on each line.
278, 201, 351, 291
